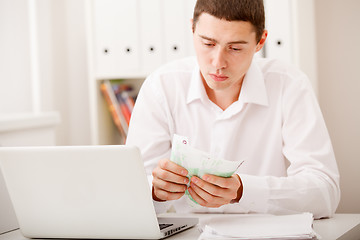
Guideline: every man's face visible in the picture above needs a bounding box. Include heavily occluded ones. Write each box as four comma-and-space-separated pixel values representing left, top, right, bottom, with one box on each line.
193, 13, 266, 96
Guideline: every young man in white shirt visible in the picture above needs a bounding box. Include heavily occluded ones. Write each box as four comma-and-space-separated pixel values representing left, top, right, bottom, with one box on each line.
126, 0, 340, 218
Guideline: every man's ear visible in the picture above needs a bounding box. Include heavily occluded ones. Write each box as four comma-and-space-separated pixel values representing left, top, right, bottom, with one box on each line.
256, 30, 268, 52
190, 19, 195, 33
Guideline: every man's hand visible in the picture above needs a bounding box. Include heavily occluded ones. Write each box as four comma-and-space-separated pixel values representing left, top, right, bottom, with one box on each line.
152, 159, 189, 201
188, 174, 243, 208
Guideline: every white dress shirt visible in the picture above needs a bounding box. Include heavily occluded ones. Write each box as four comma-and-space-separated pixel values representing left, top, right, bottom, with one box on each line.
126, 56, 340, 219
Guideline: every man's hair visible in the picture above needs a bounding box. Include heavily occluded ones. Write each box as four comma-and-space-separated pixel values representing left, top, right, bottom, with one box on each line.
192, 0, 265, 43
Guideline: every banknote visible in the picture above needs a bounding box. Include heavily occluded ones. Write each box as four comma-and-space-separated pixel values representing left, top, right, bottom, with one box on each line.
170, 134, 244, 205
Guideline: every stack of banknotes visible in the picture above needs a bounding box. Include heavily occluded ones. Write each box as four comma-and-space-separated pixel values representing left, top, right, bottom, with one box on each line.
170, 134, 244, 205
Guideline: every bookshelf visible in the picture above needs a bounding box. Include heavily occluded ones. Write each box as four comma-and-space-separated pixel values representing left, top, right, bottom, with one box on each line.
95, 78, 144, 145
85, 0, 197, 145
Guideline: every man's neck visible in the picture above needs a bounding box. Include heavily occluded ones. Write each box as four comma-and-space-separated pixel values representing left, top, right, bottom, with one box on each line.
204, 81, 243, 111
206, 90, 239, 110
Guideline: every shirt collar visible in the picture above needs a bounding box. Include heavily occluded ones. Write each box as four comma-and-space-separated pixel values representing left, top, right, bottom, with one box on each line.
239, 59, 269, 106
186, 58, 269, 107
186, 64, 208, 104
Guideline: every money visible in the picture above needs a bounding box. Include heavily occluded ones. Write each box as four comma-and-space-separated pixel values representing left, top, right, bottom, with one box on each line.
170, 134, 244, 205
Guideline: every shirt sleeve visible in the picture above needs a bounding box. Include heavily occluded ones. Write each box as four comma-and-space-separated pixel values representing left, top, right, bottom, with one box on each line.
126, 74, 174, 213
232, 73, 340, 219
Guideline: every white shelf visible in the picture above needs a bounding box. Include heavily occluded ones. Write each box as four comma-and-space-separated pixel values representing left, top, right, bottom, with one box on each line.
0, 112, 60, 133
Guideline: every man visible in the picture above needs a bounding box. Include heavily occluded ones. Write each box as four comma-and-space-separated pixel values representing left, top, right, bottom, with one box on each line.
126, 0, 340, 218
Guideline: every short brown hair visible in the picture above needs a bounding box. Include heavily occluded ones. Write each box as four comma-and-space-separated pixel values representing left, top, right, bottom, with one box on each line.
192, 0, 265, 43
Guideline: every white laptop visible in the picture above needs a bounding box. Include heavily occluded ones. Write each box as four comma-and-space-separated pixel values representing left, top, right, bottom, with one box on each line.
0, 145, 198, 239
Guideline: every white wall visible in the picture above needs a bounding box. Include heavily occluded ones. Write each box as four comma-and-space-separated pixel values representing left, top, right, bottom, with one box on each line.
291, 0, 318, 96
0, 0, 33, 113
315, 0, 360, 213
0, 0, 90, 146
36, 0, 91, 145
0, 1, 62, 233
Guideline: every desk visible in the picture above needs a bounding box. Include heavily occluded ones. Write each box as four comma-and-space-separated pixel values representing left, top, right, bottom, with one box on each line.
0, 214, 359, 240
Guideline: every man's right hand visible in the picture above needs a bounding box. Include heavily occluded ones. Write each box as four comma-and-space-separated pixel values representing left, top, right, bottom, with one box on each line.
152, 158, 189, 201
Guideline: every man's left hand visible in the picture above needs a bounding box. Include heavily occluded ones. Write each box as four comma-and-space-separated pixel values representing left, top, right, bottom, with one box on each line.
188, 173, 243, 208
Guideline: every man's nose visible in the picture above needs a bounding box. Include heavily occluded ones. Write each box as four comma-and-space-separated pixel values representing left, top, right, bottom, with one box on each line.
212, 48, 227, 70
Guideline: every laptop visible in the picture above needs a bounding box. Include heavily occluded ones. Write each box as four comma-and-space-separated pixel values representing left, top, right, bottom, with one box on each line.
0, 145, 198, 239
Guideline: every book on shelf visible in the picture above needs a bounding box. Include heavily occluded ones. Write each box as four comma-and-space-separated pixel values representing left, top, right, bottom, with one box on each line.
100, 79, 137, 144
114, 87, 132, 126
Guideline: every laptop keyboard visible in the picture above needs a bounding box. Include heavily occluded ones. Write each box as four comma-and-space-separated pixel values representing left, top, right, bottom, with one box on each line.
159, 223, 173, 230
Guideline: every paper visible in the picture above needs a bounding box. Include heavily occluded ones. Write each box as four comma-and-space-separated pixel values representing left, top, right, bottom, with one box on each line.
197, 213, 319, 240
170, 134, 244, 205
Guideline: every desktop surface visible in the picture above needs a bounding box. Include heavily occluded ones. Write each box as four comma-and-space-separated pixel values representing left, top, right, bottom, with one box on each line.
312, 214, 360, 240
163, 213, 360, 240
0, 214, 359, 240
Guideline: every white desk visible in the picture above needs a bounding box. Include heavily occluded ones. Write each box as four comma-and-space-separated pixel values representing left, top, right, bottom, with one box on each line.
0, 214, 359, 240
162, 213, 360, 240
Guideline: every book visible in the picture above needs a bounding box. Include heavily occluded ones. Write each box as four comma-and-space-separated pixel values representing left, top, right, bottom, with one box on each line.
112, 82, 136, 126
100, 80, 128, 144
100, 80, 137, 144
114, 87, 132, 126
118, 89, 135, 112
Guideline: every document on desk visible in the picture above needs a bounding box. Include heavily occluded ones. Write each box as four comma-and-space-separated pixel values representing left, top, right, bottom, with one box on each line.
197, 213, 319, 240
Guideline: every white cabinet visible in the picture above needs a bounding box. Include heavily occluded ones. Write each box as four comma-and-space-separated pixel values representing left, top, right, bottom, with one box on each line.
163, 0, 190, 63
91, 0, 195, 79
87, 0, 196, 145
263, 0, 318, 95
93, 0, 141, 78
264, 0, 294, 63
138, 0, 164, 73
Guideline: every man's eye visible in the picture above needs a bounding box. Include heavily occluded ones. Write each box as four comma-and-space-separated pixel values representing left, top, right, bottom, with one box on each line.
203, 42, 215, 47
230, 47, 242, 51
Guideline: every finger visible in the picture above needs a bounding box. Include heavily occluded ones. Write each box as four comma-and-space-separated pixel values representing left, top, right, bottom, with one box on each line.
202, 174, 240, 189
152, 177, 187, 193
191, 176, 225, 198
190, 180, 223, 205
201, 174, 241, 201
187, 186, 222, 208
153, 167, 189, 185
154, 187, 185, 201
159, 159, 188, 176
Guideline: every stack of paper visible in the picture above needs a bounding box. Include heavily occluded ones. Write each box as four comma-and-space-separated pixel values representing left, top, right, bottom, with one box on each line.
198, 213, 319, 240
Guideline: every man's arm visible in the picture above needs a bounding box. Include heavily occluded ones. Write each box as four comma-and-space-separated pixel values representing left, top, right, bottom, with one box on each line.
126, 74, 174, 178
223, 72, 341, 219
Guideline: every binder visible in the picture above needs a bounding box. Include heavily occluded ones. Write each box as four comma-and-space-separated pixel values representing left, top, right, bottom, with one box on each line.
138, 0, 164, 74
162, 0, 189, 62
93, 0, 140, 78
263, 0, 293, 63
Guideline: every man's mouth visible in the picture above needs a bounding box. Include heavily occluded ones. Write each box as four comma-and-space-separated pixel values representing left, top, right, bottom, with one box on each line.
209, 73, 228, 82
